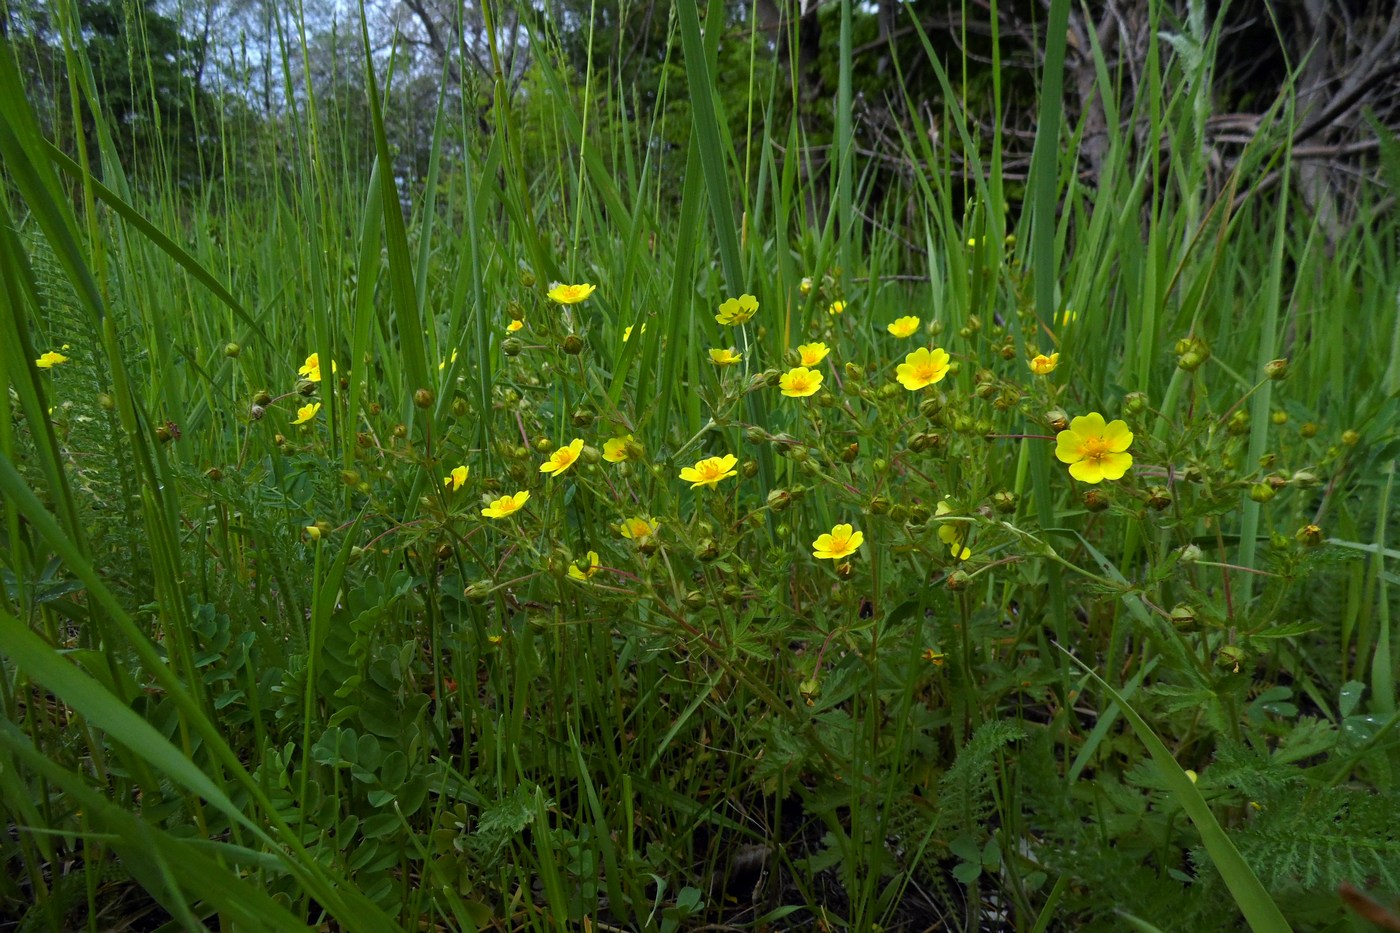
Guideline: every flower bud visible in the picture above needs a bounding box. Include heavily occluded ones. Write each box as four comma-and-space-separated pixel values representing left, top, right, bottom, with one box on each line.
878, 383, 901, 400
98, 393, 115, 411
1047, 410, 1070, 433
908, 433, 931, 453
1291, 470, 1319, 488
464, 581, 493, 602
787, 446, 808, 463
695, 538, 719, 562
452, 398, 469, 417
1270, 410, 1288, 425
1123, 392, 1148, 415
502, 337, 523, 357
1175, 336, 1210, 371
507, 298, 525, 319
1295, 524, 1323, 546
1266, 473, 1288, 490
919, 395, 944, 418
1179, 543, 1203, 563
844, 362, 864, 383
946, 570, 970, 591
340, 469, 360, 486
741, 459, 759, 478
1300, 422, 1318, 438
767, 489, 792, 512
250, 404, 266, 421
908, 503, 931, 524
1170, 604, 1197, 630
571, 408, 595, 428
840, 443, 859, 463
224, 342, 241, 358
561, 335, 584, 355
683, 590, 706, 611
868, 496, 891, 516
1000, 343, 1017, 361
872, 458, 888, 474
1342, 429, 1360, 447
1227, 410, 1250, 436
992, 491, 1018, 514
297, 379, 318, 396
964, 314, 982, 333
155, 425, 173, 443
888, 504, 909, 522
581, 446, 601, 465
273, 433, 286, 446
1249, 483, 1276, 503
254, 390, 273, 407
1216, 645, 1245, 672
974, 381, 997, 400
1263, 358, 1289, 380
1146, 486, 1172, 511
205, 467, 224, 482
414, 388, 434, 409
1082, 490, 1110, 512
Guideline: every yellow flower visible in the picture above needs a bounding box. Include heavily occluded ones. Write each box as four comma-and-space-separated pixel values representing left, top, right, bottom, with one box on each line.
1054, 412, 1134, 483
298, 353, 336, 382
438, 348, 459, 370
507, 319, 524, 332
1028, 352, 1060, 375
779, 366, 823, 398
799, 276, 813, 295
1057, 307, 1077, 328
547, 283, 596, 304
619, 516, 659, 540
935, 500, 971, 560
827, 300, 847, 316
602, 434, 635, 463
293, 402, 321, 425
305, 524, 322, 541
568, 550, 601, 581
895, 347, 951, 391
540, 438, 585, 477
715, 294, 758, 326
812, 523, 864, 561
887, 316, 920, 338
35, 350, 69, 369
709, 347, 743, 366
679, 454, 738, 489
443, 465, 469, 491
796, 342, 830, 367
482, 490, 530, 518
921, 648, 946, 666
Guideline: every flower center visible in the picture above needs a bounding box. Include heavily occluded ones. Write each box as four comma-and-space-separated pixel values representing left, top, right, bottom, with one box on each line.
1080, 435, 1111, 462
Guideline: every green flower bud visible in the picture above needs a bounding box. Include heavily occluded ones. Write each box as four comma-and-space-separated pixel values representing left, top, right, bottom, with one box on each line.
946, 570, 971, 591
414, 388, 434, 409
452, 398, 469, 417
1295, 524, 1323, 546
572, 408, 595, 428
1227, 410, 1250, 436
767, 489, 792, 512
683, 590, 706, 611
1123, 392, 1148, 415
1249, 483, 1276, 503
992, 491, 1018, 514
224, 342, 241, 358
1146, 486, 1172, 511
695, 538, 719, 562
840, 443, 859, 463
1216, 645, 1246, 672
868, 496, 891, 515
741, 459, 759, 478
1047, 410, 1069, 433
1179, 543, 1203, 563
1083, 490, 1110, 512
1299, 422, 1318, 438
561, 335, 584, 355
1170, 604, 1197, 630
1270, 410, 1288, 425
1263, 358, 1289, 380
844, 362, 864, 383
502, 337, 523, 357
534, 436, 553, 453
1342, 429, 1360, 447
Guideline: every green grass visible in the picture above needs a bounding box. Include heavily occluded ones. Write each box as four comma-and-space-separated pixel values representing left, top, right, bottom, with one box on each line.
2, 0, 1399, 930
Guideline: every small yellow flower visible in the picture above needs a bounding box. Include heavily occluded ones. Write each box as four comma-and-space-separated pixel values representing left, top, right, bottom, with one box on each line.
507, 319, 524, 332
1028, 352, 1060, 375
935, 500, 971, 560
540, 438, 585, 477
602, 434, 635, 463
1054, 412, 1134, 484
826, 300, 847, 316
921, 648, 946, 666
796, 342, 830, 367
568, 550, 601, 580
35, 350, 69, 369
887, 316, 920, 338
622, 323, 646, 342
779, 366, 823, 398
619, 516, 659, 540
298, 353, 335, 382
487, 632, 503, 645
812, 523, 864, 561
679, 454, 738, 489
438, 348, 459, 370
444, 465, 469, 491
715, 294, 759, 326
1184, 769, 1198, 784
1057, 307, 1077, 328
482, 490, 530, 518
895, 347, 951, 391
305, 524, 322, 541
547, 283, 596, 304
293, 402, 321, 425
709, 347, 743, 366
799, 276, 813, 295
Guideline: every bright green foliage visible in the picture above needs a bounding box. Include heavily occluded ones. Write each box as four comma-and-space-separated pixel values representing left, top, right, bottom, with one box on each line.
2, 0, 1399, 931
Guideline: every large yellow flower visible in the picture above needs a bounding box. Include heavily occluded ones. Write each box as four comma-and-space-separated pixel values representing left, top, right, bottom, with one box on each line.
540, 438, 585, 477
709, 347, 743, 366
895, 347, 951, 391
1054, 412, 1133, 483
482, 490, 530, 518
935, 500, 971, 560
1028, 352, 1060, 375
568, 550, 601, 580
619, 516, 659, 540
603, 434, 636, 463
548, 283, 596, 304
679, 454, 738, 489
715, 294, 758, 326
444, 465, 470, 491
812, 523, 864, 561
779, 366, 823, 398
887, 316, 920, 338
35, 350, 69, 369
292, 402, 321, 425
796, 342, 830, 367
